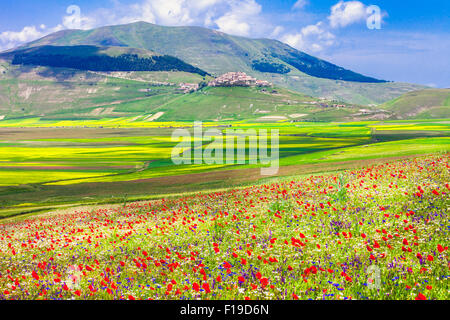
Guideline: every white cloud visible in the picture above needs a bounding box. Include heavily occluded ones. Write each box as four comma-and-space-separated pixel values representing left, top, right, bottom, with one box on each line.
133, 0, 194, 26
292, 0, 308, 10
74, 0, 266, 37
214, 0, 263, 36
282, 22, 335, 53
0, 4, 95, 51
0, 26, 46, 51
62, 5, 97, 30
270, 26, 284, 38
0, 23, 67, 51
328, 1, 367, 28
279, 1, 385, 53
93, 0, 264, 37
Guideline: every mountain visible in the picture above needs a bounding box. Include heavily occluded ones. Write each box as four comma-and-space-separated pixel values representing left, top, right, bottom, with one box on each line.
20, 22, 381, 82
381, 89, 450, 119
12, 21, 425, 105
0, 45, 208, 76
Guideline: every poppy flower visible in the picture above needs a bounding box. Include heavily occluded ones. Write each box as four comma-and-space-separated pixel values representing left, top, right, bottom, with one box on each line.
192, 283, 200, 292
260, 278, 269, 287
202, 283, 211, 293
415, 293, 427, 300
32, 270, 39, 281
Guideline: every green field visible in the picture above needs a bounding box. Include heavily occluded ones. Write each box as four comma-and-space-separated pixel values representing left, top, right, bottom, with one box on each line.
0, 119, 449, 218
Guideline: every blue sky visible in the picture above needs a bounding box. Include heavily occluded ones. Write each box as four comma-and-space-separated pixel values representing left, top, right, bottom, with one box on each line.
0, 0, 449, 87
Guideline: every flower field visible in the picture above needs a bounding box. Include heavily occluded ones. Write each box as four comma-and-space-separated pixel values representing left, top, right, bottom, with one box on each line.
0, 155, 448, 300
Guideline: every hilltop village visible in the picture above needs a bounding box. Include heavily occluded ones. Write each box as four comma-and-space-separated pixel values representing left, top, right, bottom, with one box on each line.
178, 72, 271, 93
208, 72, 272, 87
177, 72, 350, 109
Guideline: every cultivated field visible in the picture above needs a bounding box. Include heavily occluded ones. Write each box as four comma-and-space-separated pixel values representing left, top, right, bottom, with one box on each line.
0, 120, 449, 218
0, 119, 450, 217
0, 155, 448, 300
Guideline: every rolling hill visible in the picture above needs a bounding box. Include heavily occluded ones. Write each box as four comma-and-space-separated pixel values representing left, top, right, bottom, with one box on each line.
0, 45, 208, 75
382, 89, 450, 119
0, 58, 390, 122
10, 21, 426, 105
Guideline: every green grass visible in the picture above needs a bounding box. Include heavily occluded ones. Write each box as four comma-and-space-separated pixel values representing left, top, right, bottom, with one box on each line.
0, 120, 449, 217
382, 89, 450, 119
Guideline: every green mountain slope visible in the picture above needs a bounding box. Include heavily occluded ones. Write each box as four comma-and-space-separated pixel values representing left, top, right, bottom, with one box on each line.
382, 89, 450, 119
1, 45, 208, 76
14, 22, 425, 105
0, 58, 203, 119
0, 59, 388, 122
152, 86, 369, 122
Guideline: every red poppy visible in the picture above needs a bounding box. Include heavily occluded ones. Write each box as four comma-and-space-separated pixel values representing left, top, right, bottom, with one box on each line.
415, 293, 427, 300
32, 270, 39, 281
260, 277, 269, 287
202, 283, 211, 293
